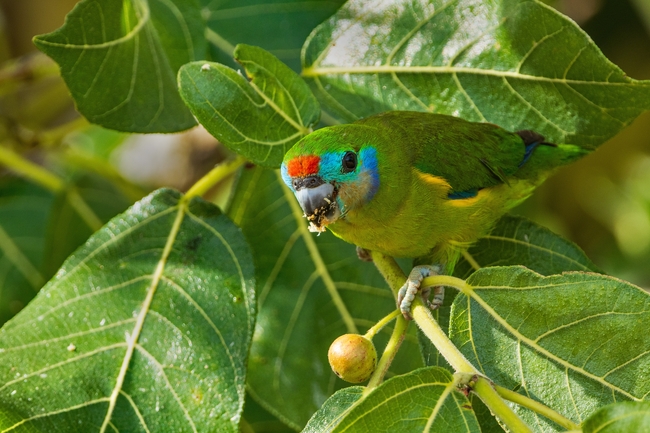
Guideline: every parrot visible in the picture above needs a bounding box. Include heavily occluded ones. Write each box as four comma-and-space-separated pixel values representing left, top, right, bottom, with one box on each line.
280, 111, 588, 319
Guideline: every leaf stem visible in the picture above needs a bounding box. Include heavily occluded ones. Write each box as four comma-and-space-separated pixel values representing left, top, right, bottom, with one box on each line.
371, 252, 534, 433
66, 188, 103, 231
411, 299, 476, 373
495, 385, 580, 431
205, 28, 236, 56
0, 144, 64, 192
0, 144, 103, 231
364, 315, 408, 393
184, 155, 246, 201
473, 377, 534, 433
363, 309, 400, 340
461, 250, 481, 271
0, 224, 45, 290
39, 117, 90, 148
420, 274, 469, 294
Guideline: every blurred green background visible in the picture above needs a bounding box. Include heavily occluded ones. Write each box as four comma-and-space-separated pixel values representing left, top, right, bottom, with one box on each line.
0, 0, 649, 331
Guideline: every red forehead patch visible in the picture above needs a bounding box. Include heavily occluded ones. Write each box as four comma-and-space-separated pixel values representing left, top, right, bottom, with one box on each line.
287, 155, 320, 177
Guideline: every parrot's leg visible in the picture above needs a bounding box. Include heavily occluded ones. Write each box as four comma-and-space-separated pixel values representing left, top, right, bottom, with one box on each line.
397, 265, 443, 320
356, 246, 373, 262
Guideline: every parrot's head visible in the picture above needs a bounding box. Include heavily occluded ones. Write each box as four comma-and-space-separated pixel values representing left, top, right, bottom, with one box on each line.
281, 127, 380, 233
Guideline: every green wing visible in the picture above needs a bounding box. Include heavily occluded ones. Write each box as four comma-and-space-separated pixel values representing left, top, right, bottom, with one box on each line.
356, 111, 526, 194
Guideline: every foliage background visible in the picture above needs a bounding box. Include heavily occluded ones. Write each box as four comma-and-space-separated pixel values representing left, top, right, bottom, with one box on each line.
0, 0, 649, 431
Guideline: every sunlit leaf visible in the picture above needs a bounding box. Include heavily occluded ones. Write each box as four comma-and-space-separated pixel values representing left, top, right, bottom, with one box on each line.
304, 367, 480, 433
34, 0, 205, 132
179, 45, 320, 168
302, 0, 650, 147
228, 167, 422, 429
203, 0, 346, 72
0, 189, 255, 432
449, 266, 650, 432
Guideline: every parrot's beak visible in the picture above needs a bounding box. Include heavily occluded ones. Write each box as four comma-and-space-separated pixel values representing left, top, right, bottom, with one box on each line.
291, 176, 340, 232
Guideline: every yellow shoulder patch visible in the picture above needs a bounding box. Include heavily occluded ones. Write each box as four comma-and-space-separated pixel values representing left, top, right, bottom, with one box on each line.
415, 171, 451, 190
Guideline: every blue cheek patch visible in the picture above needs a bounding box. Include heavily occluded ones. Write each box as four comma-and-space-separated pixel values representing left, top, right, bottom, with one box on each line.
359, 146, 380, 201
280, 163, 294, 191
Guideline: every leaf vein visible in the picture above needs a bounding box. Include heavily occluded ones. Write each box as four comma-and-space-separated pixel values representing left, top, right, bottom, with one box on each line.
135, 344, 197, 432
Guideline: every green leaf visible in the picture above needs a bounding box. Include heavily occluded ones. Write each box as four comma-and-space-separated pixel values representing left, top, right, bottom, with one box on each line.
203, 0, 347, 72
179, 45, 320, 168
582, 401, 650, 433
0, 189, 255, 432
0, 168, 137, 327
0, 180, 53, 325
455, 215, 600, 279
302, 0, 650, 147
304, 367, 480, 433
33, 0, 205, 132
228, 167, 422, 428
421, 215, 600, 372
302, 387, 364, 433
449, 266, 650, 431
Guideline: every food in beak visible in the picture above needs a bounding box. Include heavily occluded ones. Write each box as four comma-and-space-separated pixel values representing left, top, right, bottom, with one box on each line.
293, 182, 340, 232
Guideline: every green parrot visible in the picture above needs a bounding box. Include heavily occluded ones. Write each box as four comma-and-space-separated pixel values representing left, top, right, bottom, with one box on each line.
281, 111, 588, 319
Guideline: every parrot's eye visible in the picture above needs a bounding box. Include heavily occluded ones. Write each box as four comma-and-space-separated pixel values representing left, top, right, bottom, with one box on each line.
341, 151, 357, 173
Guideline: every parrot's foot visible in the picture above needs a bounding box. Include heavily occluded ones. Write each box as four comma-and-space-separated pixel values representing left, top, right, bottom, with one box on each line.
397, 265, 444, 320
356, 246, 373, 262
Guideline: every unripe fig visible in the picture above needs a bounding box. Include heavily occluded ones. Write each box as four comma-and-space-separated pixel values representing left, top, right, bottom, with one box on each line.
328, 334, 377, 383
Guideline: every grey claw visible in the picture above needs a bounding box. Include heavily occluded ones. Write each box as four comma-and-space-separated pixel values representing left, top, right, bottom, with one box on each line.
356, 246, 373, 262
397, 265, 444, 320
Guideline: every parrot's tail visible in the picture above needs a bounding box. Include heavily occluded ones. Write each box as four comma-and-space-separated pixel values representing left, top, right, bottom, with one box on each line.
515, 139, 590, 181
516, 130, 558, 167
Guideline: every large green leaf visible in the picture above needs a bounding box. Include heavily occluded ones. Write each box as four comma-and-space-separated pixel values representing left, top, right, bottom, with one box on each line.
33, 0, 205, 132
302, 0, 650, 147
302, 387, 364, 433
0, 172, 135, 327
421, 214, 599, 371
304, 367, 480, 433
582, 401, 650, 433
178, 45, 320, 168
203, 0, 346, 72
454, 215, 600, 279
449, 266, 650, 432
228, 167, 423, 429
0, 189, 255, 432
33, 1, 341, 133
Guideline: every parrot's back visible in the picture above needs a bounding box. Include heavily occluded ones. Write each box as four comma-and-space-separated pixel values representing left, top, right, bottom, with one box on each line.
327, 111, 588, 268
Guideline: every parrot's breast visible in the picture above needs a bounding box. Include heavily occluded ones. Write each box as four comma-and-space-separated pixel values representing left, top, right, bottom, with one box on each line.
326, 170, 541, 259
